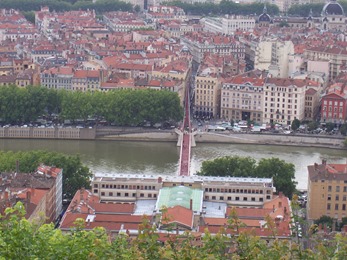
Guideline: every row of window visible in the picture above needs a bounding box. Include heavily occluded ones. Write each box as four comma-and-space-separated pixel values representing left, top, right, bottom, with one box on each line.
327, 194, 347, 201
97, 183, 158, 190
97, 190, 158, 198
205, 195, 270, 202
328, 186, 347, 192
327, 203, 346, 211
204, 188, 270, 194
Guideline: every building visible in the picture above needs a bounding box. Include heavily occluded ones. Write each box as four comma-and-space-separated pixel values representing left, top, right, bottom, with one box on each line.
61, 173, 292, 240
221, 75, 265, 123
304, 88, 320, 120
0, 165, 63, 223
204, 15, 255, 35
321, 0, 346, 31
263, 78, 316, 125
320, 82, 347, 124
181, 32, 245, 63
307, 160, 347, 221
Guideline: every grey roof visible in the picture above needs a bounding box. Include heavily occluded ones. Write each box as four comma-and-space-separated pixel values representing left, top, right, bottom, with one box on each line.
322, 0, 345, 16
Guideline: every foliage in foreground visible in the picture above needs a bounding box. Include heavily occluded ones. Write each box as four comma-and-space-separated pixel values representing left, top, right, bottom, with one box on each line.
0, 150, 92, 200
198, 156, 297, 199
1, 202, 347, 260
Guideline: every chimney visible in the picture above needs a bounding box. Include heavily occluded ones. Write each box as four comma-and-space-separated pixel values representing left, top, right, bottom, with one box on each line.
190, 199, 193, 210
80, 188, 85, 202
314, 163, 318, 170
157, 177, 162, 183
26, 190, 31, 206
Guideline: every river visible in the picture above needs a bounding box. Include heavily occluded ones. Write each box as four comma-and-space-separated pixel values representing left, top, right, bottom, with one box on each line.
0, 139, 346, 190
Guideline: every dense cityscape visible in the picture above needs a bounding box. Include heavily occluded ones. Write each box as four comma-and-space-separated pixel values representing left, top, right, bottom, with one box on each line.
1, 0, 347, 258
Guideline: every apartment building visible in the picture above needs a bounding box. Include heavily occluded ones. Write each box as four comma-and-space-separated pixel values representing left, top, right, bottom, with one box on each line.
263, 78, 309, 125
0, 165, 63, 222
304, 88, 320, 120
240, 38, 293, 77
204, 15, 255, 35
304, 46, 347, 81
40, 66, 74, 90
321, 82, 347, 124
92, 173, 274, 207
307, 160, 347, 221
181, 32, 245, 63
221, 75, 265, 123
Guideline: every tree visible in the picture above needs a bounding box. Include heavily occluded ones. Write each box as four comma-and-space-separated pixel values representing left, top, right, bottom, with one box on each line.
134, 4, 141, 13
307, 121, 319, 131
314, 215, 334, 230
340, 123, 347, 135
326, 122, 335, 132
256, 158, 297, 199
198, 156, 297, 198
291, 118, 301, 131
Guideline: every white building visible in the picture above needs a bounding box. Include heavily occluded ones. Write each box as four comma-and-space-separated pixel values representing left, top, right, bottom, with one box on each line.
204, 15, 255, 35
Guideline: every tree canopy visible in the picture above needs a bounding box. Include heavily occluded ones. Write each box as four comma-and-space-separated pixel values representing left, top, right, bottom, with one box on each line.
0, 0, 133, 13
198, 156, 297, 198
0, 86, 183, 126
165, 1, 279, 16
0, 150, 92, 200
1, 202, 347, 259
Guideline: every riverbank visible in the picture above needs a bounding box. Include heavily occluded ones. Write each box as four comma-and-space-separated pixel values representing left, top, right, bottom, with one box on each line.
98, 131, 346, 149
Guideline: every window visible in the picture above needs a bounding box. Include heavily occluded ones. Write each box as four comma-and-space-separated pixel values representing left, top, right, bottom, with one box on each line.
125, 193, 129, 197
343, 204, 346, 211
251, 197, 255, 201
101, 192, 105, 196
117, 192, 121, 196
328, 186, 332, 192
140, 193, 144, 197
343, 195, 347, 201
220, 196, 224, 200
328, 195, 331, 201
335, 204, 339, 210
93, 189, 98, 193
212, 196, 216, 200
109, 192, 113, 196
336, 186, 340, 192
327, 203, 331, 210
236, 197, 240, 201
344, 186, 347, 192
132, 193, 136, 197
259, 198, 263, 202
243, 197, 248, 201
228, 196, 232, 200
266, 195, 271, 200
336, 195, 340, 201
94, 184, 98, 188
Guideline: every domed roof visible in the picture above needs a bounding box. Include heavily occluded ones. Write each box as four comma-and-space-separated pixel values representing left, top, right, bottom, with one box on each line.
259, 13, 271, 22
322, 0, 345, 16
258, 5, 271, 22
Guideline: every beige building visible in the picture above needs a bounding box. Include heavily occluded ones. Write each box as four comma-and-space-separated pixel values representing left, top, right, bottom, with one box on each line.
221, 75, 265, 123
92, 173, 275, 207
263, 78, 308, 125
307, 160, 347, 221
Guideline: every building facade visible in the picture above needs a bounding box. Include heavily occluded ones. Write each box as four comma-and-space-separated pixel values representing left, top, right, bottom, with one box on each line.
307, 160, 347, 221
221, 76, 264, 123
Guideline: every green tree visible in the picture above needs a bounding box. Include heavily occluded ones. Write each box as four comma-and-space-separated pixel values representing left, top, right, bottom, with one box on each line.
198, 156, 297, 198
256, 158, 297, 199
326, 122, 335, 132
314, 215, 334, 230
340, 123, 347, 135
291, 118, 301, 131
307, 121, 319, 131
